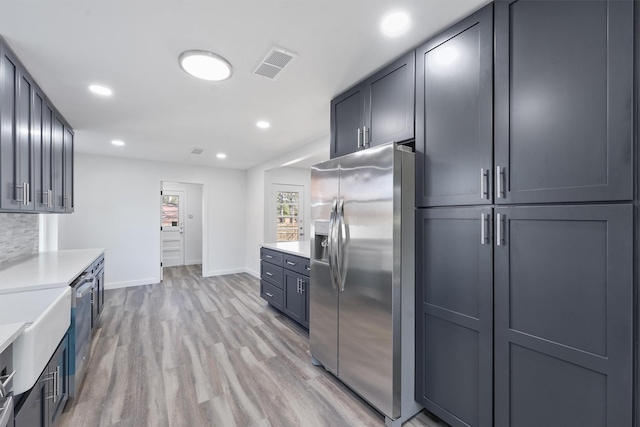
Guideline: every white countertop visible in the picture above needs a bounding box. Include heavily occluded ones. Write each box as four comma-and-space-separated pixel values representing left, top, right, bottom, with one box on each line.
261, 241, 310, 259
0, 248, 105, 295
0, 322, 28, 354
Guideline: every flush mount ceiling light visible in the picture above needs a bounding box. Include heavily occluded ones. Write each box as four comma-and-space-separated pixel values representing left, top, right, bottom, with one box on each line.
381, 11, 411, 37
111, 140, 125, 146
216, 153, 227, 159
179, 50, 232, 81
88, 84, 113, 96
256, 121, 271, 129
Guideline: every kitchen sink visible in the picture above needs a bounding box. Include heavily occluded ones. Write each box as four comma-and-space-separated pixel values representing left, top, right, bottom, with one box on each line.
0, 287, 71, 394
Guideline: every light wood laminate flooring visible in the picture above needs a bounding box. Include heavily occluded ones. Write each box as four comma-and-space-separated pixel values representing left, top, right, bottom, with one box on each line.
60, 265, 445, 427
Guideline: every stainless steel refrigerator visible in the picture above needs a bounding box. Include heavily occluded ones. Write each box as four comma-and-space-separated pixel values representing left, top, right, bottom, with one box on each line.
310, 142, 422, 427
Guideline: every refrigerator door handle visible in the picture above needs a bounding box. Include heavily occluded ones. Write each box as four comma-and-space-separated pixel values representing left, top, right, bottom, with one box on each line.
335, 198, 347, 292
328, 199, 338, 290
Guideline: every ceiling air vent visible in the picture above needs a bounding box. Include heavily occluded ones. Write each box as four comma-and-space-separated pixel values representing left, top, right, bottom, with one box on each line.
191, 147, 205, 155
253, 47, 297, 80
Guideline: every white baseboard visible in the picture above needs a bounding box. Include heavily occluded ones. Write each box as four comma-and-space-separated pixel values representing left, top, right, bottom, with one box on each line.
105, 277, 159, 290
184, 260, 202, 266
246, 268, 260, 279
203, 268, 250, 278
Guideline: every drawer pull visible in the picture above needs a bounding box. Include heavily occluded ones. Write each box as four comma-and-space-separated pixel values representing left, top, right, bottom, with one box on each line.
305, 266, 310, 271
266, 255, 273, 259
266, 272, 274, 276
286, 261, 296, 266
266, 292, 274, 297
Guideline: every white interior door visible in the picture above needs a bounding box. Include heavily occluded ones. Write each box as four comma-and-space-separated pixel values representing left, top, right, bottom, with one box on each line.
162, 190, 185, 267
271, 184, 305, 242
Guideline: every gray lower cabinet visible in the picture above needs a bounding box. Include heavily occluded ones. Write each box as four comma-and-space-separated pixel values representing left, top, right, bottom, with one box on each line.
416, 207, 493, 427
15, 333, 69, 427
260, 248, 309, 329
494, 204, 633, 427
415, 4, 493, 208
494, 0, 633, 204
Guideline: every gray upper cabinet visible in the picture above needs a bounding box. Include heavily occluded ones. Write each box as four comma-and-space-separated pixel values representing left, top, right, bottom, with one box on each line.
493, 204, 633, 427
494, 0, 633, 204
0, 37, 73, 214
416, 4, 493, 208
330, 52, 414, 159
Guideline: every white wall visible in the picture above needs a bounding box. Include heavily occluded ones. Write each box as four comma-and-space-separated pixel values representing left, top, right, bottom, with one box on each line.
58, 153, 246, 288
162, 181, 203, 265
265, 167, 312, 242
245, 136, 329, 277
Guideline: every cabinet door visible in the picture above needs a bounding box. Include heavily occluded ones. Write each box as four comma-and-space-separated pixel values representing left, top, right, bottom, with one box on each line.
494, 205, 633, 427
33, 86, 48, 211
416, 4, 493, 208
330, 83, 364, 159
364, 51, 414, 148
0, 45, 20, 210
283, 270, 305, 324
303, 274, 309, 328
63, 126, 73, 213
14, 378, 46, 427
51, 115, 65, 213
494, 0, 633, 204
416, 207, 493, 427
16, 69, 34, 211
48, 334, 69, 426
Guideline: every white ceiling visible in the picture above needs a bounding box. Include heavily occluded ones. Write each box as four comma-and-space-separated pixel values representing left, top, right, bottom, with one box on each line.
0, 0, 489, 170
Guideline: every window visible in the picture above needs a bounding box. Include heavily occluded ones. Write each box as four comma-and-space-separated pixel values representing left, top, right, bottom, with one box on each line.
276, 191, 299, 241
162, 195, 180, 227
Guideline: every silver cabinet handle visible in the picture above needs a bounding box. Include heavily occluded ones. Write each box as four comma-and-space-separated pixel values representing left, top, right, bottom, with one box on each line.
286, 261, 296, 266
300, 280, 305, 293
496, 166, 505, 199
0, 370, 15, 398
265, 271, 273, 276
305, 266, 310, 271
265, 255, 273, 259
480, 168, 489, 199
480, 213, 486, 245
25, 182, 30, 205
496, 213, 503, 246
357, 128, 362, 149
363, 126, 369, 148
54, 365, 59, 403
266, 292, 274, 298
296, 278, 300, 293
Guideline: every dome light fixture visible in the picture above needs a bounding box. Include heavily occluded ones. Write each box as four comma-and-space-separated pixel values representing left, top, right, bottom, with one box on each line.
178, 50, 233, 81
111, 140, 125, 146
256, 121, 271, 129
216, 153, 227, 159
381, 11, 411, 37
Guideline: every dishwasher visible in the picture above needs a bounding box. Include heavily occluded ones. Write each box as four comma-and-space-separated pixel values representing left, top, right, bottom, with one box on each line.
68, 272, 95, 399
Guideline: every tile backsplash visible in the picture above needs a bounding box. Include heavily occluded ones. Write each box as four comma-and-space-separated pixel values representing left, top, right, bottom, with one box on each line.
0, 213, 39, 266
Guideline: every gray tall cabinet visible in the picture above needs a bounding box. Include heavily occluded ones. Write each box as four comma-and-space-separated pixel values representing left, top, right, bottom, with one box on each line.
415, 1, 634, 427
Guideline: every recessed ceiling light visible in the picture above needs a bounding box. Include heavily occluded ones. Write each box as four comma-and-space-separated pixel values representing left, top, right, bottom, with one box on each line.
89, 84, 113, 96
381, 11, 411, 37
111, 140, 125, 146
216, 153, 227, 159
256, 121, 271, 129
179, 50, 233, 81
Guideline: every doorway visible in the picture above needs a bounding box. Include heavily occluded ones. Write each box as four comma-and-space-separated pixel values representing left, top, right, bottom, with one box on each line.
270, 184, 305, 242
161, 182, 204, 274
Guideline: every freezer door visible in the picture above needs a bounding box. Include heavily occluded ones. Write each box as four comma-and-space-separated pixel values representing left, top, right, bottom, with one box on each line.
310, 159, 340, 374
337, 143, 399, 418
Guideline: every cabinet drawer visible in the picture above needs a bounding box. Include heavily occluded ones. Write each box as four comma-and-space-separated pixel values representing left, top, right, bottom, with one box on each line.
261, 247, 283, 266
261, 261, 283, 288
283, 253, 305, 274
260, 280, 283, 310
303, 259, 311, 275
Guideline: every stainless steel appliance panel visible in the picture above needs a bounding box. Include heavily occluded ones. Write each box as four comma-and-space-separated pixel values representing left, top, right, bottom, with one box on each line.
310, 159, 340, 375
336, 143, 398, 418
